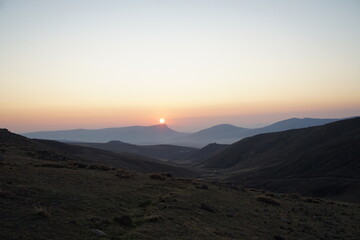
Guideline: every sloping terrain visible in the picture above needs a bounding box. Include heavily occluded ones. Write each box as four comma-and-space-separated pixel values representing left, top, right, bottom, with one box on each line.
72, 141, 228, 164
1, 131, 360, 239
187, 143, 229, 164
72, 141, 198, 162
198, 118, 360, 202
0, 129, 196, 177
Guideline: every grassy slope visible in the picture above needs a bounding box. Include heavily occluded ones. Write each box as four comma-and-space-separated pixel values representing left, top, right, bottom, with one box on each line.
1, 150, 360, 239
196, 118, 360, 201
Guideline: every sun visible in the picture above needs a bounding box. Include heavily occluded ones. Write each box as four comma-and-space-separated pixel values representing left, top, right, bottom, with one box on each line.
159, 118, 165, 124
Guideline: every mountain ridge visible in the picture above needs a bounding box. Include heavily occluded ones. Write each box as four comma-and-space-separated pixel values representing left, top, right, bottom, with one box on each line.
21, 117, 347, 147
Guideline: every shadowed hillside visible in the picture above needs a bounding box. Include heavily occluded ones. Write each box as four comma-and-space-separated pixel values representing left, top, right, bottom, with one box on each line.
72, 141, 198, 162
0, 129, 196, 177
198, 118, 360, 202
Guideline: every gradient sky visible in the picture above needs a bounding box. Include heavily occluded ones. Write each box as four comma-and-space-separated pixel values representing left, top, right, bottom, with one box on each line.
1, 0, 359, 132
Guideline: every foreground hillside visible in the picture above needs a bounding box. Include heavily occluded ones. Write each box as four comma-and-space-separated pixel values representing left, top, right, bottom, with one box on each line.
198, 118, 360, 202
1, 129, 360, 239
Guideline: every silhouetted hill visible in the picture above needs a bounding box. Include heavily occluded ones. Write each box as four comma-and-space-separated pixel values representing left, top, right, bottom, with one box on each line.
73, 141, 198, 161
178, 118, 340, 147
22, 124, 188, 144
175, 124, 250, 147
21, 118, 341, 147
0, 129, 196, 177
198, 118, 360, 201
252, 117, 339, 134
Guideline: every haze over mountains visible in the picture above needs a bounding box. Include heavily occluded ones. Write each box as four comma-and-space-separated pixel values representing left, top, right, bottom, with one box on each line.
23, 117, 340, 147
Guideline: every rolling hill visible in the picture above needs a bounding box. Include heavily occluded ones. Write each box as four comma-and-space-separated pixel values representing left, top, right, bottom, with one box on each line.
178, 118, 340, 147
22, 118, 341, 147
72, 141, 198, 162
0, 129, 196, 177
197, 118, 360, 202
22, 124, 187, 144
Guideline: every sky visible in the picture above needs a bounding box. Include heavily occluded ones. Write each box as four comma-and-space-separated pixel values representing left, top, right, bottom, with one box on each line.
0, 0, 359, 133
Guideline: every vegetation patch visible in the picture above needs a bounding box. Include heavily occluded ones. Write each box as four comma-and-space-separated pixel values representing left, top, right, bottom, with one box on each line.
144, 214, 163, 223
0, 189, 15, 199
256, 195, 281, 206
116, 169, 136, 178
113, 215, 132, 226
33, 205, 50, 219
88, 164, 114, 171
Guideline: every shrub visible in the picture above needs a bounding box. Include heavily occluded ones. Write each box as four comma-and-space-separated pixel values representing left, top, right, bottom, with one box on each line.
88, 164, 112, 171
115, 170, 135, 178
149, 173, 166, 181
160, 172, 172, 178
68, 162, 88, 168
144, 215, 163, 222
196, 184, 209, 190
0, 189, 14, 199
284, 193, 303, 200
256, 195, 281, 206
34, 205, 50, 218
113, 215, 132, 226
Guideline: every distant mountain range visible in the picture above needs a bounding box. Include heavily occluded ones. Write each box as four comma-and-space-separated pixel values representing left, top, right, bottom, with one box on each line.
22, 118, 342, 147
197, 117, 360, 202
23, 124, 185, 145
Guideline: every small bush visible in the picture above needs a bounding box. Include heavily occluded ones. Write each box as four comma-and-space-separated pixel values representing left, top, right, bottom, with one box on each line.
149, 173, 166, 181
160, 172, 172, 178
284, 193, 303, 200
256, 195, 281, 206
303, 198, 322, 204
113, 215, 132, 226
89, 217, 110, 228
138, 199, 152, 208
68, 162, 88, 168
88, 164, 112, 171
34, 205, 50, 218
39, 163, 66, 168
144, 215, 163, 222
0, 189, 14, 199
196, 184, 209, 190
115, 170, 135, 178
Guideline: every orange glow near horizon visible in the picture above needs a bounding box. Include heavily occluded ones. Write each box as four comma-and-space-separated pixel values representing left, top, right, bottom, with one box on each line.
1, 100, 359, 133
0, 1, 359, 133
